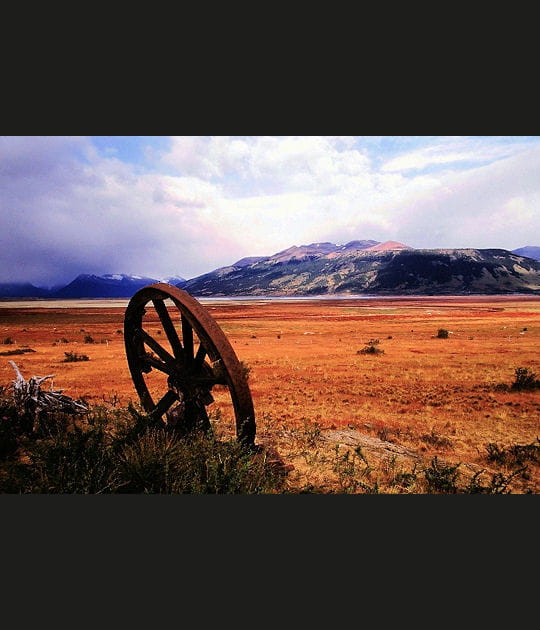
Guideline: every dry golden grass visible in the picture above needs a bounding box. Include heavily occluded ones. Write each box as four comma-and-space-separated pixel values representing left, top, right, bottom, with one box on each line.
1, 294, 539, 493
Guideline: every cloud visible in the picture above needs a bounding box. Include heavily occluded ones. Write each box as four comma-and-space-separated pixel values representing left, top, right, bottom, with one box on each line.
392, 144, 540, 248
1, 136, 539, 287
0, 137, 218, 284
380, 137, 531, 173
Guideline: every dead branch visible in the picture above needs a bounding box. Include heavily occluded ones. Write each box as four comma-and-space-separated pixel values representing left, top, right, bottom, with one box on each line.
9, 360, 88, 418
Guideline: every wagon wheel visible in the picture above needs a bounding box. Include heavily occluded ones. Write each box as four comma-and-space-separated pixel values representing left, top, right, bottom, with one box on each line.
124, 283, 256, 447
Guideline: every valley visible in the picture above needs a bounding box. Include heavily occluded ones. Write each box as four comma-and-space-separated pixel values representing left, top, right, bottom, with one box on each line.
1, 294, 539, 493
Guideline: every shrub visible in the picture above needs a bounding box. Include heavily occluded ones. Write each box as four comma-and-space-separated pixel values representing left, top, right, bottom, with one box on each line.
358, 339, 384, 355
62, 351, 89, 362
511, 367, 540, 391
423, 456, 460, 493
392, 464, 419, 490
485, 439, 540, 468
436, 328, 449, 339
463, 468, 525, 494
83, 334, 95, 344
0, 391, 288, 494
2, 337, 14, 345
0, 348, 36, 356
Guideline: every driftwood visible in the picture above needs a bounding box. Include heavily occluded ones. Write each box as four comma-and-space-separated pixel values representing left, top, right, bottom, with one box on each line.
321, 428, 420, 463
8, 361, 88, 418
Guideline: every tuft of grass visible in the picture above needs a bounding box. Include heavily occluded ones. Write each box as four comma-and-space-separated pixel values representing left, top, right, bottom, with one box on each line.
331, 445, 378, 494
0, 390, 288, 494
239, 360, 252, 381
420, 429, 453, 450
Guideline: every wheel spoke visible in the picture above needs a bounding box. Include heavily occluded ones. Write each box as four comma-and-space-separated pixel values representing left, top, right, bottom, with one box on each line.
152, 299, 185, 361
181, 315, 194, 363
138, 328, 176, 365
192, 374, 227, 387
142, 353, 175, 375
193, 343, 207, 371
150, 389, 179, 419
186, 399, 212, 432
196, 403, 210, 428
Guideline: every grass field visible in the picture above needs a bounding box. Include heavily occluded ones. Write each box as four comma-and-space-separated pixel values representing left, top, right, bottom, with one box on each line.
1, 294, 539, 493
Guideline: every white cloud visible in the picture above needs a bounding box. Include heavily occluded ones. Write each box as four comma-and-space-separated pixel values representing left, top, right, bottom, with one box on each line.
1, 136, 539, 287
380, 137, 535, 173
392, 145, 540, 249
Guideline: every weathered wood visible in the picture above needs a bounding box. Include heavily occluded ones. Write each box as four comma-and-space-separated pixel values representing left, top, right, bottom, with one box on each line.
9, 360, 88, 417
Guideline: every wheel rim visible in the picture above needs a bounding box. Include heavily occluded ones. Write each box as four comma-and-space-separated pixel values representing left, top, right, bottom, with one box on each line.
124, 283, 256, 446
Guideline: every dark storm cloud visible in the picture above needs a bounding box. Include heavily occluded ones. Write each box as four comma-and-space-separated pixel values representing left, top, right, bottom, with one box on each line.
0, 136, 206, 286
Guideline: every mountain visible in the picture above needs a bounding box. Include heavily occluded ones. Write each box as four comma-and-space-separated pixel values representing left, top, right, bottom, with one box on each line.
268, 240, 380, 264
232, 256, 267, 268
364, 240, 413, 252
51, 274, 163, 298
512, 246, 540, 261
2, 242, 540, 299
179, 245, 540, 296
0, 283, 52, 298
161, 275, 187, 287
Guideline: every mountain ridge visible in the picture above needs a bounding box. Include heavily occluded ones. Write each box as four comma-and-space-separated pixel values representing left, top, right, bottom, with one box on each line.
178, 244, 540, 297
1, 241, 540, 298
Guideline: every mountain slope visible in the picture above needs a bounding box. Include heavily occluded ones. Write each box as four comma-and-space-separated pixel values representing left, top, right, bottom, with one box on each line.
512, 246, 540, 261
51, 274, 162, 298
179, 247, 540, 296
0, 283, 52, 298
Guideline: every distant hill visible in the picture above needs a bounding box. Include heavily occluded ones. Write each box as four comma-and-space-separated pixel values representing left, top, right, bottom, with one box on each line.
179, 245, 540, 296
2, 241, 540, 298
231, 256, 267, 268
162, 275, 187, 288
364, 240, 413, 252
512, 246, 540, 261
268, 240, 380, 264
0, 283, 52, 298
51, 274, 163, 298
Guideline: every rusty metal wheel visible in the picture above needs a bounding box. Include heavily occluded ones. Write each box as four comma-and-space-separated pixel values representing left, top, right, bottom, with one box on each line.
124, 283, 256, 446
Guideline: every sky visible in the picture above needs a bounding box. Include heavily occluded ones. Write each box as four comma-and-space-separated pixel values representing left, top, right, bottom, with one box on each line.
1, 135, 539, 287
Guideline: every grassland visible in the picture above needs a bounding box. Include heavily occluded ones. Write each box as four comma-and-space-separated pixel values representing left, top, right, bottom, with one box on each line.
1, 294, 539, 493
